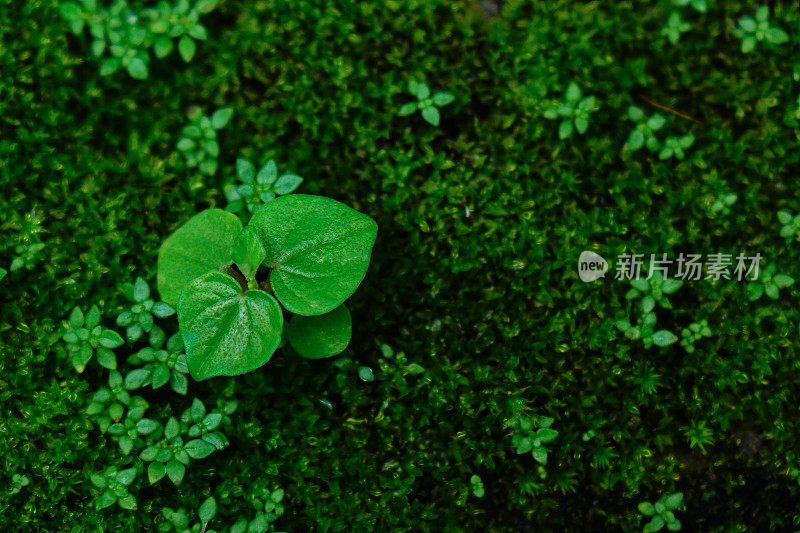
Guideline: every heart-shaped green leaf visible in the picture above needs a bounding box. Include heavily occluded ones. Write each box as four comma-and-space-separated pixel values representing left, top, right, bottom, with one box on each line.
287, 304, 352, 359
178, 272, 283, 380
249, 195, 377, 316
158, 209, 242, 307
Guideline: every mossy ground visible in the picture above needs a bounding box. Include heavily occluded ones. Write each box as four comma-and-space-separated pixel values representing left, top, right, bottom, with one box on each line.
3, 0, 800, 531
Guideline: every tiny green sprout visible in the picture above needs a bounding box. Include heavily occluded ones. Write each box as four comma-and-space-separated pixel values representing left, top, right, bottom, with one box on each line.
684, 420, 714, 451
543, 82, 598, 139
734, 6, 789, 54
117, 277, 175, 342
624, 106, 666, 154
708, 193, 737, 217
176, 106, 234, 181
626, 272, 683, 312
680, 319, 712, 353
398, 80, 455, 126
62, 305, 125, 372
638, 492, 683, 532
777, 210, 800, 240
470, 475, 485, 498
230, 484, 286, 533
358, 366, 375, 382
144, 0, 217, 62
225, 157, 304, 214
87, 371, 149, 433
10, 473, 30, 495
139, 399, 231, 486
616, 314, 678, 349
508, 414, 559, 465
8, 209, 45, 272
746, 263, 793, 301
0, 267, 6, 282
662, 12, 691, 45
107, 401, 161, 455
125, 332, 190, 395
673, 0, 707, 13
60, 0, 218, 79
90, 467, 138, 510
659, 134, 694, 160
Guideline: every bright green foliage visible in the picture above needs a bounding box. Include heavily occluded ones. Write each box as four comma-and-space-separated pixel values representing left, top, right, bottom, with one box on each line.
139, 398, 233, 486
90, 467, 138, 510
230, 484, 286, 533
627, 272, 683, 312
107, 400, 161, 455
638, 492, 683, 532
124, 332, 189, 395
683, 421, 714, 452
673, 0, 707, 13
777, 210, 800, 239
734, 6, 789, 54
397, 80, 455, 126
159, 195, 376, 380
7, 210, 45, 273
470, 475, 485, 499
10, 474, 30, 496
178, 272, 283, 380
287, 305, 352, 359
617, 313, 678, 349
543, 82, 598, 139
746, 263, 793, 301
507, 412, 559, 466
249, 195, 378, 316
157, 209, 242, 307
662, 12, 691, 45
117, 277, 175, 342
176, 106, 233, 182
59, 0, 217, 79
0, 267, 6, 282
679, 319, 712, 353
86, 371, 149, 433
232, 226, 266, 288
225, 157, 304, 214
62, 305, 125, 371
623, 106, 666, 154
659, 134, 694, 160
707, 193, 738, 217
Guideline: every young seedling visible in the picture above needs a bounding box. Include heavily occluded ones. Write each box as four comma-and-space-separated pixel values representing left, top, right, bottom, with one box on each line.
734, 6, 789, 54
124, 332, 190, 395
746, 263, 793, 301
708, 193, 737, 217
659, 134, 694, 160
157, 195, 377, 380
59, 0, 218, 79
62, 305, 125, 371
673, 0, 707, 13
8, 210, 45, 272
543, 82, 598, 139
679, 319, 712, 353
138, 398, 232, 486
507, 414, 559, 465
662, 12, 691, 45
777, 210, 800, 240
90, 467, 138, 510
627, 272, 683, 312
225, 157, 304, 214
638, 492, 683, 532
470, 475, 485, 498
398, 80, 455, 126
616, 314, 678, 349
86, 371, 149, 433
176, 106, 234, 180
230, 484, 286, 533
624, 106, 667, 154
117, 277, 175, 342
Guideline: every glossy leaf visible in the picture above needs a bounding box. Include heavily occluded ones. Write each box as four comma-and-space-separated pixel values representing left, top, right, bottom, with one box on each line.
177, 272, 283, 380
287, 305, 352, 359
157, 209, 242, 307
249, 195, 377, 316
